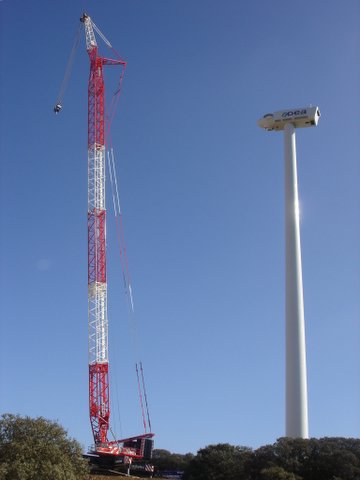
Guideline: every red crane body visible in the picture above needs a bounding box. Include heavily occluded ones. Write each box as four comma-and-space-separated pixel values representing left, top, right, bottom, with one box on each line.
81, 13, 154, 459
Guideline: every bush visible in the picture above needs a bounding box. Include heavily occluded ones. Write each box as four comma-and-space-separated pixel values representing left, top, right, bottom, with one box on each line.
0, 413, 89, 480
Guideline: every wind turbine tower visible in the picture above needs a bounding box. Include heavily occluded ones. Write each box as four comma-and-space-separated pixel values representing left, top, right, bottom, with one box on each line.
257, 106, 321, 438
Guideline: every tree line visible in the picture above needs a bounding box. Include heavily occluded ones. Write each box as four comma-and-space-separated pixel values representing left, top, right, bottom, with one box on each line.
1, 414, 359, 479
153, 438, 360, 480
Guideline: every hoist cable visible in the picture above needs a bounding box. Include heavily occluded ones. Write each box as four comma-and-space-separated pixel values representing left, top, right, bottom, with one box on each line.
108, 151, 130, 296
108, 148, 133, 293
136, 363, 148, 433
104, 63, 153, 434
140, 362, 152, 432
55, 24, 82, 106
105, 65, 126, 142
91, 19, 112, 48
107, 151, 132, 435
108, 150, 140, 357
107, 147, 153, 433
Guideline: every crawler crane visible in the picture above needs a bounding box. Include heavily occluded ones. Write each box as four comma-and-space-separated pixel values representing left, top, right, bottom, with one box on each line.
56, 13, 154, 468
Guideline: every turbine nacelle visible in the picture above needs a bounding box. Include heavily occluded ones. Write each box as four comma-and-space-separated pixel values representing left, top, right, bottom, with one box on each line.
257, 106, 321, 131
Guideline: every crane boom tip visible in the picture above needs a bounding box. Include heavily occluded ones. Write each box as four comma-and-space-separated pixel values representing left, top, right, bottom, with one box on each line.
80, 12, 89, 23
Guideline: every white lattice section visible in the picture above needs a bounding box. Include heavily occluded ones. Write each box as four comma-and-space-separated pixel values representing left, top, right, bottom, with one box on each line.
84, 16, 97, 51
88, 143, 107, 364
88, 282, 108, 364
88, 146, 105, 211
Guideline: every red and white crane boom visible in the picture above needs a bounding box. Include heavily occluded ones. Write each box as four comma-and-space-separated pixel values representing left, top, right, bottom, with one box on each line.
79, 13, 154, 459
83, 11, 111, 448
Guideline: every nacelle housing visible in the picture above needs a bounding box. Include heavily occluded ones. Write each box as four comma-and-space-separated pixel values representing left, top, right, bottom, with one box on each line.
257, 106, 320, 131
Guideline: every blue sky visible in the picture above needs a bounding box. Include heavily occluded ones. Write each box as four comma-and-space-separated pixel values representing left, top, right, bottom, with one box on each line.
1, 0, 359, 454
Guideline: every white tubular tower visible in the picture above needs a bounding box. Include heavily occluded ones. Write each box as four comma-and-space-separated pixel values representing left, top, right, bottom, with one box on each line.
284, 123, 308, 438
258, 106, 321, 438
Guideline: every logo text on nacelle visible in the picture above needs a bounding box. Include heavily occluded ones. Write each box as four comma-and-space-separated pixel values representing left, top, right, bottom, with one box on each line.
281, 109, 307, 118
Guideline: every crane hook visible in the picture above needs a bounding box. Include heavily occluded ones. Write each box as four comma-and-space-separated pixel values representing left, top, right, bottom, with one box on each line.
53, 103, 62, 114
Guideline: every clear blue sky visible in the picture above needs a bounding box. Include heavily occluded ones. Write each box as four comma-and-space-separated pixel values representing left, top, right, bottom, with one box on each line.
1, 0, 359, 454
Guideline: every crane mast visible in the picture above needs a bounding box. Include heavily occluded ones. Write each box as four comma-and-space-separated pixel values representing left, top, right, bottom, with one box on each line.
79, 13, 154, 461
83, 12, 110, 447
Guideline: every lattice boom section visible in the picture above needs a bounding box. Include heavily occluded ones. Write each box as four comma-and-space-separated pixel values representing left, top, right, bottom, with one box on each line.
87, 45, 109, 448
88, 282, 108, 364
88, 58, 104, 148
89, 362, 110, 445
88, 57, 105, 212
84, 17, 97, 52
88, 209, 106, 284
88, 146, 105, 211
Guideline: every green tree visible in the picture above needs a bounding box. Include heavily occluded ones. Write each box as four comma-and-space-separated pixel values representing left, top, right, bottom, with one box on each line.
182, 438, 360, 480
299, 437, 360, 480
183, 443, 252, 480
249, 437, 360, 480
152, 449, 194, 472
0, 413, 89, 480
260, 466, 302, 480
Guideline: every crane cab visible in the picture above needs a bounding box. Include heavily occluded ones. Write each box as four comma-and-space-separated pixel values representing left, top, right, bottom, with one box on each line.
123, 437, 154, 460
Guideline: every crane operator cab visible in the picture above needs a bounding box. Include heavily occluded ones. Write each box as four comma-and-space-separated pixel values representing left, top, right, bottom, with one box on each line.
54, 103, 62, 114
